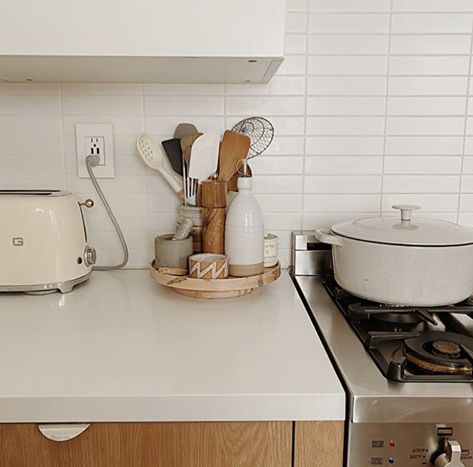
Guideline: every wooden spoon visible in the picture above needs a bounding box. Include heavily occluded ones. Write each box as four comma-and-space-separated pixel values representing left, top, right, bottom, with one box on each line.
180, 133, 202, 165
218, 131, 251, 183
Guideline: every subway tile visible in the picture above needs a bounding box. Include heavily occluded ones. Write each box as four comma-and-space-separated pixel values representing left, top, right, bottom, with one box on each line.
226, 77, 306, 96
466, 98, 473, 114
145, 116, 224, 135
277, 55, 307, 74
389, 77, 468, 95
227, 116, 304, 136
307, 96, 386, 115
464, 117, 473, 134
67, 174, 147, 194
308, 35, 389, 54
305, 156, 383, 174
391, 13, 473, 33
285, 34, 308, 54
263, 136, 304, 156
0, 155, 66, 189
385, 136, 464, 155
387, 97, 466, 115
62, 96, 143, 116
255, 194, 302, 212
308, 76, 387, 95
304, 175, 381, 193
389, 56, 470, 75
250, 156, 304, 175
461, 175, 473, 192
386, 116, 465, 135
309, 14, 390, 33
252, 175, 303, 194
264, 213, 303, 230
383, 193, 458, 211
144, 96, 224, 115
308, 55, 388, 75
62, 116, 144, 136
0, 116, 63, 155
288, 0, 308, 12
393, 0, 473, 12
465, 137, 473, 154
307, 116, 385, 135
458, 212, 473, 225
462, 157, 473, 173
306, 136, 384, 154
383, 175, 460, 193
226, 96, 306, 115
115, 155, 147, 176
62, 84, 143, 96
304, 194, 381, 212
287, 12, 308, 33
390, 35, 471, 55
0, 96, 60, 115
460, 194, 473, 211
303, 212, 379, 229
0, 83, 60, 96
310, 0, 391, 12
143, 84, 224, 96
384, 156, 462, 174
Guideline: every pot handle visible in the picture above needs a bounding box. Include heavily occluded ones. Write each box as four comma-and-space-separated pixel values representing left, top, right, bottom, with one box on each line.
314, 230, 343, 248
392, 204, 420, 222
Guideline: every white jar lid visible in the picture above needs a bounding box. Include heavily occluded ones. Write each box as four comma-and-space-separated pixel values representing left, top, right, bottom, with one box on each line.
331, 204, 473, 247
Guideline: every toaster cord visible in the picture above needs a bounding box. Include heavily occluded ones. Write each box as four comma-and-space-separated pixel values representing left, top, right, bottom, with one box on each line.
86, 155, 129, 270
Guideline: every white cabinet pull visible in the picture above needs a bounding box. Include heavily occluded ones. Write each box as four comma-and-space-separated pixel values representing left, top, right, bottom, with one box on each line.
37, 423, 91, 442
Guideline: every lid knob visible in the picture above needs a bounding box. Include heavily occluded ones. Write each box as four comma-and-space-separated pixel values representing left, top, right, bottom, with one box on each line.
392, 204, 421, 222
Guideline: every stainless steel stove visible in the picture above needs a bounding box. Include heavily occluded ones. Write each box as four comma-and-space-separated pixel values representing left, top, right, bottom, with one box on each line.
291, 232, 473, 467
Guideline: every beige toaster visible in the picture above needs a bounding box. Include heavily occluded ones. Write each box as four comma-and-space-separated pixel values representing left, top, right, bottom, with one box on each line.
0, 190, 96, 293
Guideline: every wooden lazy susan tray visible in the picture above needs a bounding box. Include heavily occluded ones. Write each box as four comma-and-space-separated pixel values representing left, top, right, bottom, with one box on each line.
150, 261, 281, 299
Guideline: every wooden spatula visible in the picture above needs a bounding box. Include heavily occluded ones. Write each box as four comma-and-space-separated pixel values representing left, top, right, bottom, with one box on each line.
218, 131, 251, 183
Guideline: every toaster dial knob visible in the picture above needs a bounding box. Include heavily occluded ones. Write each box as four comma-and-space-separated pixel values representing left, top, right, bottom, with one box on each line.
84, 246, 97, 267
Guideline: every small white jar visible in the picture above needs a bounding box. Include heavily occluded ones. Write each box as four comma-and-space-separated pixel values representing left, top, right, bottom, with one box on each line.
264, 233, 279, 267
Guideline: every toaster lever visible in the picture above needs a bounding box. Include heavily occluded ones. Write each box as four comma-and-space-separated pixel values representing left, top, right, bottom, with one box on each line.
79, 199, 94, 208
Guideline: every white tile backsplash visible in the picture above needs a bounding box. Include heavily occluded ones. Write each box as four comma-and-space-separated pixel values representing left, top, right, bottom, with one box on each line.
1, 4, 473, 269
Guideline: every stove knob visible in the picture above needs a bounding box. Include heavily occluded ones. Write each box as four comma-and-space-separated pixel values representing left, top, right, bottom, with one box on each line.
84, 246, 97, 267
434, 440, 465, 467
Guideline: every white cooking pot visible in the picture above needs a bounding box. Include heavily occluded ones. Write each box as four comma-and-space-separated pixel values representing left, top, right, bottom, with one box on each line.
315, 204, 473, 307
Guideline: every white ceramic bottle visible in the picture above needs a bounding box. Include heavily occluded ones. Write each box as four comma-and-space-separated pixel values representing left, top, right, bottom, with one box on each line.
225, 165, 264, 277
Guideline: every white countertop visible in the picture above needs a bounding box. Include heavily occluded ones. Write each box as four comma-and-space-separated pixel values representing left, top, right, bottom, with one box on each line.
0, 270, 345, 423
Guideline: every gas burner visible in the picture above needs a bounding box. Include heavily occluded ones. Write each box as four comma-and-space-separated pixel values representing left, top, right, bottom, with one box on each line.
322, 277, 473, 382
403, 332, 473, 376
347, 303, 437, 326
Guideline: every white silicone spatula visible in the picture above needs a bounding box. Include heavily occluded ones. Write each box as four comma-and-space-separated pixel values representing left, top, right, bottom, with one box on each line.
137, 134, 183, 197
188, 131, 220, 181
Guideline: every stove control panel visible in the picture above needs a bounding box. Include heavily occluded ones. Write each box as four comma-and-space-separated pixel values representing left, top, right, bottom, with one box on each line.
349, 423, 472, 466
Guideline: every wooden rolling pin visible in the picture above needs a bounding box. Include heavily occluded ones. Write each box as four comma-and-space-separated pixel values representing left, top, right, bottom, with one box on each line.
202, 208, 226, 254
202, 179, 227, 254
201, 179, 227, 208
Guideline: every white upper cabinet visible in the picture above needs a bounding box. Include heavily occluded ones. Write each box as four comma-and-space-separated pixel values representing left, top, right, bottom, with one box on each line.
0, 0, 285, 83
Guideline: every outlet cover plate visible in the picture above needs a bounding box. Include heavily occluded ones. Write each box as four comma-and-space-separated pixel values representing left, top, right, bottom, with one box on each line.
76, 123, 115, 178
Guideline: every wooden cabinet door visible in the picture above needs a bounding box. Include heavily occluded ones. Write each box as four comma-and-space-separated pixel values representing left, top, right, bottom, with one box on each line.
294, 421, 345, 467
0, 422, 292, 467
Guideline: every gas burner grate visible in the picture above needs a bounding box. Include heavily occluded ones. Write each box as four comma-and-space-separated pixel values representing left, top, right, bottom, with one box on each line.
323, 276, 473, 383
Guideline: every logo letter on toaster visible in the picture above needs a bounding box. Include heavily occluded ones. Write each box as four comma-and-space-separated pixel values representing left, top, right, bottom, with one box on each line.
12, 237, 24, 246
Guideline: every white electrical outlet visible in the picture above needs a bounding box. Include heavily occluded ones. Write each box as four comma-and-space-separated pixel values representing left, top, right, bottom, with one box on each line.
76, 123, 115, 178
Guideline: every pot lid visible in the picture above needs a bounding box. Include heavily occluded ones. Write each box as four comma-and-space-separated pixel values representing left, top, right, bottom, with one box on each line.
331, 204, 473, 247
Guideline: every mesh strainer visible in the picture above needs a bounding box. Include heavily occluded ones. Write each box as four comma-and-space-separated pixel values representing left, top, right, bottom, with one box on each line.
231, 117, 274, 159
